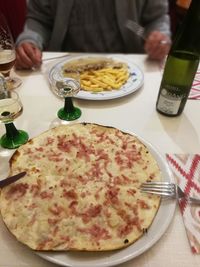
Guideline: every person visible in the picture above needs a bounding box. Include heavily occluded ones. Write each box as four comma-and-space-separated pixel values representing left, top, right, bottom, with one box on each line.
0, 0, 27, 41
15, 0, 171, 70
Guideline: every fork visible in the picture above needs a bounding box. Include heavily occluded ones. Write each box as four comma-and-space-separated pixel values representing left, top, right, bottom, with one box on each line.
140, 182, 200, 204
125, 19, 146, 40
125, 19, 170, 45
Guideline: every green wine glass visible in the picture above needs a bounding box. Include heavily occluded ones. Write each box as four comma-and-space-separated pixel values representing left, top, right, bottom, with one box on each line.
52, 69, 81, 121
0, 91, 29, 149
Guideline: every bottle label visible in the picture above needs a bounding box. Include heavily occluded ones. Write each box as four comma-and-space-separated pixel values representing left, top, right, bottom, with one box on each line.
157, 87, 182, 115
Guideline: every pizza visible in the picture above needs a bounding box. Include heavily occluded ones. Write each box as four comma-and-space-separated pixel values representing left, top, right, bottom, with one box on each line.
0, 123, 161, 251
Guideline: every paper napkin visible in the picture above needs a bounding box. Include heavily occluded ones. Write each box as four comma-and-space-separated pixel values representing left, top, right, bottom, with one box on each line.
166, 154, 200, 253
189, 70, 200, 99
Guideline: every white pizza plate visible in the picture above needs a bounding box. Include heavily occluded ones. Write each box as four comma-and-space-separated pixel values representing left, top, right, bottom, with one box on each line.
48, 55, 144, 100
37, 129, 176, 267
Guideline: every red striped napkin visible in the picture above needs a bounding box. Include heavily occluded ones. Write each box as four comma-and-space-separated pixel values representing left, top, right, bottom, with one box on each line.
189, 70, 200, 99
166, 154, 200, 253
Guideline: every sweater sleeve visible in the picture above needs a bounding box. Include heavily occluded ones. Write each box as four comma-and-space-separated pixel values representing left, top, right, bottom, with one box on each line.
16, 0, 55, 50
140, 0, 171, 37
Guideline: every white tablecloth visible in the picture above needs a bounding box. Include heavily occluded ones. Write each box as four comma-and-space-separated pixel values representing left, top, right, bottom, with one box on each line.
0, 53, 199, 267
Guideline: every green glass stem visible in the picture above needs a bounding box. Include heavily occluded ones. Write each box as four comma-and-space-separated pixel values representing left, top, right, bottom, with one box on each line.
0, 122, 29, 149
57, 97, 82, 121
64, 97, 75, 113
5, 122, 19, 138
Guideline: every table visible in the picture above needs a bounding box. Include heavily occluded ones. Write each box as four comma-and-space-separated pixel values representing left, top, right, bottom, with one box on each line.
0, 53, 199, 267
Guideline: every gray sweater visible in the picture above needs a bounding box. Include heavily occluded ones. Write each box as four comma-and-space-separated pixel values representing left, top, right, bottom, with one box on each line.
16, 0, 171, 53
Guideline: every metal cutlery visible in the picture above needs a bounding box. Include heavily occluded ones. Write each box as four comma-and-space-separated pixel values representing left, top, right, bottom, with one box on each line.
0, 171, 26, 188
42, 54, 69, 62
125, 19, 170, 45
126, 19, 146, 40
140, 181, 200, 204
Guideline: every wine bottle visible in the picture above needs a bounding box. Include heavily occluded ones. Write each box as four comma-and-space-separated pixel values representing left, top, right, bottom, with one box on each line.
156, 0, 200, 116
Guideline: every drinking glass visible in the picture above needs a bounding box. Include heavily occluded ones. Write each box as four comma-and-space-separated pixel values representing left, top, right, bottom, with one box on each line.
0, 90, 29, 149
0, 13, 22, 89
52, 69, 82, 121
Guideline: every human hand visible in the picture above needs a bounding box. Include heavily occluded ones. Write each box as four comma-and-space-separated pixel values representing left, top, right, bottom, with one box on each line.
16, 42, 42, 70
144, 31, 171, 61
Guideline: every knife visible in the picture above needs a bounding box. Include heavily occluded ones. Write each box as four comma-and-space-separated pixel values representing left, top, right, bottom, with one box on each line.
0, 171, 26, 188
42, 54, 69, 61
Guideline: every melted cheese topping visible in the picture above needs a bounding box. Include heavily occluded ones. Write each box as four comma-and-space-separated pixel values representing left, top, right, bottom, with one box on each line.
0, 123, 161, 251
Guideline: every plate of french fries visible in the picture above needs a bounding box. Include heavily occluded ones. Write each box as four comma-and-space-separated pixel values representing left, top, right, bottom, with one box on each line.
48, 55, 144, 100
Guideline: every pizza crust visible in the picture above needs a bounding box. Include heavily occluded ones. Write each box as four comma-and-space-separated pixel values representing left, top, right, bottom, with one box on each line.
0, 123, 161, 251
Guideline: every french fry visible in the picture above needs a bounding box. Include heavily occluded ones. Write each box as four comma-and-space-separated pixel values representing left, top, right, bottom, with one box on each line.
63, 60, 129, 92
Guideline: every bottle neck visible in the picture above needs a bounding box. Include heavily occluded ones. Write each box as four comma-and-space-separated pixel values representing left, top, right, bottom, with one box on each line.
171, 0, 200, 56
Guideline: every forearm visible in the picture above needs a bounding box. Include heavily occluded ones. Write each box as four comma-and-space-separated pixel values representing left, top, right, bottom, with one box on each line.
16, 0, 53, 50
141, 0, 171, 37
16, 27, 44, 50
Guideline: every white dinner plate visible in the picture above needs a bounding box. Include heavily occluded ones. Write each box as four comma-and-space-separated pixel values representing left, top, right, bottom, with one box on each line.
37, 128, 176, 267
48, 55, 144, 100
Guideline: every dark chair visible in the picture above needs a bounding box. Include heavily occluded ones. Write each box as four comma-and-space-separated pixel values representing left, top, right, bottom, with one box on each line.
0, 0, 27, 41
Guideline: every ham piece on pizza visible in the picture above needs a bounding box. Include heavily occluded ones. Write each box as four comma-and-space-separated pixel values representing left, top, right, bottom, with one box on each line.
0, 123, 161, 251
